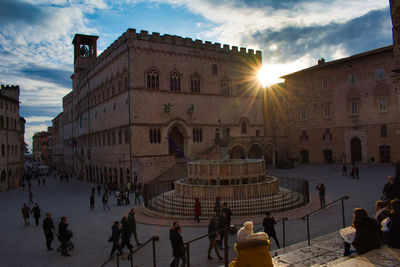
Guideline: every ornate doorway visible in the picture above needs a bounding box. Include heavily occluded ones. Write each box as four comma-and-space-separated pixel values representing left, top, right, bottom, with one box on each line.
351, 137, 362, 163
168, 126, 184, 158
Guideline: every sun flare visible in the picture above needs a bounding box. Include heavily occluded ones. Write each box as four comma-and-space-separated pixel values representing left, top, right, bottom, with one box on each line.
258, 64, 285, 87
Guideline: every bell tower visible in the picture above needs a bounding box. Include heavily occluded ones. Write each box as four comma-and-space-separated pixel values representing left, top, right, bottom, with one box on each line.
72, 34, 99, 80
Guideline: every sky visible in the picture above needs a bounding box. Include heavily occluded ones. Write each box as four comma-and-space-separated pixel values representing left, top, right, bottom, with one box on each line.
0, 0, 393, 151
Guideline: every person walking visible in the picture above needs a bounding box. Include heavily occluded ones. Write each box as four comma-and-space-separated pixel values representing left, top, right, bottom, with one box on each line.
214, 197, 221, 216
109, 221, 123, 259
342, 165, 347, 176
194, 198, 201, 223
128, 208, 141, 246
169, 221, 180, 267
28, 190, 33, 204
97, 184, 102, 196
222, 202, 232, 228
171, 226, 186, 267
217, 212, 227, 249
90, 193, 95, 211
42, 213, 55, 251
42, 178, 46, 186
120, 216, 134, 253
58, 217, 72, 256
263, 211, 280, 248
31, 203, 41, 227
21, 203, 30, 226
38, 178, 41, 187
102, 193, 110, 211
208, 217, 223, 260
355, 165, 360, 180
316, 183, 326, 209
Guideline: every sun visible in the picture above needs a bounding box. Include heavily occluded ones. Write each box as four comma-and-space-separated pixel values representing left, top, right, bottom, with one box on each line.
258, 64, 284, 87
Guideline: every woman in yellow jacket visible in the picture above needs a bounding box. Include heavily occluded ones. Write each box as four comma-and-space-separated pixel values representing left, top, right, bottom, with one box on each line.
229, 221, 273, 267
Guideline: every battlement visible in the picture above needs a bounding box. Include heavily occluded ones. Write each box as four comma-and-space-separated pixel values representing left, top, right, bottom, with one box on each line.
97, 28, 262, 62
0, 84, 20, 102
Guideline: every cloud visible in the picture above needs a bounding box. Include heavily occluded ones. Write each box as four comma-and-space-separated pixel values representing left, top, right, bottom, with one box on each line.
243, 8, 392, 64
0, 0, 46, 26
20, 65, 72, 88
24, 123, 50, 151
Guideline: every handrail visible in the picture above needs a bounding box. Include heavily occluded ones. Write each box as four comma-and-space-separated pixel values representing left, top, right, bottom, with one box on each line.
302, 195, 349, 246
100, 235, 159, 267
301, 195, 349, 219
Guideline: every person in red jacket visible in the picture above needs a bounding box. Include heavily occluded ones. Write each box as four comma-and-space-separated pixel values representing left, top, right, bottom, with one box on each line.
194, 198, 201, 223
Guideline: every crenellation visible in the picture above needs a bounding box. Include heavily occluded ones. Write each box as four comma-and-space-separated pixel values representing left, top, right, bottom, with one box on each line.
248, 49, 254, 54
127, 28, 136, 38
194, 39, 203, 48
214, 43, 221, 50
232, 46, 238, 52
240, 47, 246, 54
205, 41, 212, 49
223, 44, 230, 51
171, 35, 182, 45
139, 30, 148, 40
162, 34, 172, 44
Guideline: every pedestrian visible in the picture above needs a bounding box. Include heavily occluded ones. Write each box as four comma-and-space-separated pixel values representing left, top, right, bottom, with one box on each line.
109, 221, 123, 259
38, 178, 41, 187
90, 193, 95, 211
21, 180, 25, 191
58, 217, 72, 256
97, 184, 102, 196
217, 212, 227, 249
194, 198, 201, 223
208, 217, 223, 260
115, 191, 122, 206
342, 165, 347, 176
316, 183, 326, 209
42, 178, 46, 186
169, 221, 180, 267
171, 226, 186, 267
21, 203, 30, 226
371, 156, 375, 166
43, 213, 55, 251
135, 186, 141, 205
214, 197, 221, 216
28, 190, 33, 204
91, 185, 95, 195
128, 208, 141, 246
355, 165, 360, 180
102, 192, 110, 211
263, 211, 280, 248
31, 203, 41, 227
137, 182, 142, 195
221, 202, 232, 227
120, 216, 134, 254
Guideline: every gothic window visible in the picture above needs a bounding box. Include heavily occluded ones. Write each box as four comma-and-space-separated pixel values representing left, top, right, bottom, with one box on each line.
149, 128, 161, 144
300, 108, 307, 120
241, 121, 247, 134
300, 130, 309, 141
118, 130, 122, 145
323, 129, 332, 141
377, 68, 384, 81
107, 132, 111, 146
381, 124, 387, 138
102, 133, 106, 146
6, 117, 9, 129
146, 68, 160, 90
191, 73, 201, 93
378, 96, 387, 112
212, 64, 218, 76
193, 128, 203, 143
0, 116, 3, 129
323, 104, 331, 118
221, 79, 230, 96
170, 71, 182, 92
322, 79, 328, 89
351, 100, 358, 115
124, 77, 128, 90
222, 127, 230, 138
118, 81, 122, 92
348, 73, 355, 84
124, 128, 130, 144
112, 130, 116, 145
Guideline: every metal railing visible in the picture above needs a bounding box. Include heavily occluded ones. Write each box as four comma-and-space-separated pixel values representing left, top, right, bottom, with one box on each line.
301, 196, 349, 246
100, 235, 159, 267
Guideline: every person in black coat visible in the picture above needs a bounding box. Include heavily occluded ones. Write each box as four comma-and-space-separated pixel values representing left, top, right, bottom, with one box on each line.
58, 217, 72, 256
171, 226, 186, 267
110, 221, 123, 258
169, 221, 179, 267
208, 217, 222, 260
263, 211, 280, 248
316, 183, 326, 209
120, 216, 133, 253
344, 208, 381, 256
42, 213, 54, 250
31, 203, 41, 227
387, 199, 400, 248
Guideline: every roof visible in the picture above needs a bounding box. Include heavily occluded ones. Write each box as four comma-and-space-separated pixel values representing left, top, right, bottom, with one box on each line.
281, 45, 393, 79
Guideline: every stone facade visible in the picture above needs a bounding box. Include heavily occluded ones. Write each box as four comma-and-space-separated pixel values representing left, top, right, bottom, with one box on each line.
0, 85, 25, 191
56, 30, 275, 188
32, 131, 50, 164
49, 113, 63, 170
282, 46, 400, 164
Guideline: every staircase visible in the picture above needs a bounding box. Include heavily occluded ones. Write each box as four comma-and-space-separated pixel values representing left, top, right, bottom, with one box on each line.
271, 231, 400, 266
151, 160, 188, 183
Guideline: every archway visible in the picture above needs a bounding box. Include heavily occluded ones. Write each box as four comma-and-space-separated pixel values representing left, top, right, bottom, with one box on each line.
323, 149, 333, 163
264, 144, 275, 166
300, 150, 309, 163
1, 170, 6, 191
168, 126, 185, 158
248, 144, 264, 159
230, 145, 246, 159
351, 137, 362, 163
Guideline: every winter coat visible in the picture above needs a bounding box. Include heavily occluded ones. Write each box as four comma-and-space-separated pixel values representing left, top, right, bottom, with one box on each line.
171, 231, 185, 257
387, 213, 400, 248
128, 212, 137, 233
208, 221, 218, 239
262, 217, 276, 236
31, 206, 41, 218
42, 217, 54, 234
58, 222, 72, 242
194, 201, 201, 216
121, 220, 130, 240
222, 207, 232, 225
352, 217, 382, 254
111, 225, 121, 243
21, 206, 30, 218
229, 239, 273, 267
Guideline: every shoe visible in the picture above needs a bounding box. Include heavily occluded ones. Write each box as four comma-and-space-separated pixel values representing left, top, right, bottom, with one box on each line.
48, 248, 53, 251
208, 256, 212, 260
137, 243, 141, 246
64, 253, 71, 257
218, 256, 223, 260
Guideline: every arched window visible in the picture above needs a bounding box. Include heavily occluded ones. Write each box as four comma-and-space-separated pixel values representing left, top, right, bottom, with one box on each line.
241, 121, 247, 134
170, 71, 181, 92
6, 117, 9, 129
0, 116, 3, 129
191, 73, 201, 94
212, 64, 218, 76
145, 68, 160, 90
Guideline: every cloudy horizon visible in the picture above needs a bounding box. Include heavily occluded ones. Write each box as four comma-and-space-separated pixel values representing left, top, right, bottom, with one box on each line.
0, 0, 393, 151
